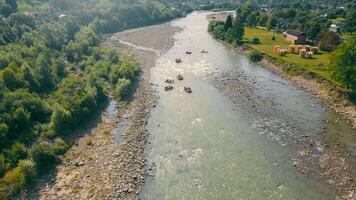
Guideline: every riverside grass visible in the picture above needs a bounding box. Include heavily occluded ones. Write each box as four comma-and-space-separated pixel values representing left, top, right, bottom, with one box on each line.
243, 27, 335, 84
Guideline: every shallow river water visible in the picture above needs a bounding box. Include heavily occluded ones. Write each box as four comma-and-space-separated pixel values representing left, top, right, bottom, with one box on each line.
137, 12, 355, 200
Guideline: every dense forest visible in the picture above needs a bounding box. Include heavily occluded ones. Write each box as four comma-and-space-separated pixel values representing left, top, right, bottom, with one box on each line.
0, 0, 192, 199
208, 0, 355, 96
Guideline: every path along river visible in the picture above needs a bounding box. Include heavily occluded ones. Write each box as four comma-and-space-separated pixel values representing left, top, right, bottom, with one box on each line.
117, 12, 354, 200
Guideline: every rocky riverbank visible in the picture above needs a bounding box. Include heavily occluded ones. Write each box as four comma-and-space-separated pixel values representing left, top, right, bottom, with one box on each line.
207, 21, 355, 198
26, 23, 179, 200
259, 56, 356, 128
210, 68, 355, 199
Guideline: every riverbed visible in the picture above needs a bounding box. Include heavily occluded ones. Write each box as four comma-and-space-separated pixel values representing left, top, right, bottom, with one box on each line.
134, 12, 356, 200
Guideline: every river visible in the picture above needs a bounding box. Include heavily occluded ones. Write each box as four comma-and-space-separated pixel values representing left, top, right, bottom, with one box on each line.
134, 12, 355, 200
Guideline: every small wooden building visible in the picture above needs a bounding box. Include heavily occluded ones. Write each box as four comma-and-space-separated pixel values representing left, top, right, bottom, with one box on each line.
283, 30, 306, 45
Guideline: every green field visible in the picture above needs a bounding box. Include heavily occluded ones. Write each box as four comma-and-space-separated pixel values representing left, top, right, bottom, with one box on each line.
243, 27, 335, 82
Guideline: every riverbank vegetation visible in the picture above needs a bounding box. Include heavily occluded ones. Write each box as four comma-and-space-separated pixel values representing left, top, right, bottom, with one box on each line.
167, 0, 240, 11
0, 0, 192, 198
208, 0, 355, 98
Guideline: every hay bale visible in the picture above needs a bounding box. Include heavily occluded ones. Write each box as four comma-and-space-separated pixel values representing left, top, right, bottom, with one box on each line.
299, 49, 307, 58
305, 51, 314, 59
289, 45, 297, 53
304, 45, 311, 51
277, 49, 287, 56
296, 45, 303, 53
311, 47, 319, 54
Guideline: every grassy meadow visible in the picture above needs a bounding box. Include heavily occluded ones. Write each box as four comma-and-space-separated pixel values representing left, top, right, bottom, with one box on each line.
243, 27, 335, 83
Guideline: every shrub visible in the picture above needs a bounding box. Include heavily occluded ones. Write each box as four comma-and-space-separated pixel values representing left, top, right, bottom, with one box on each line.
16, 160, 36, 185
4, 142, 27, 167
51, 138, 69, 155
2, 167, 25, 196
50, 106, 72, 134
248, 51, 263, 62
1, 160, 35, 198
86, 139, 93, 146
114, 78, 131, 101
0, 155, 6, 177
30, 142, 57, 174
251, 37, 260, 44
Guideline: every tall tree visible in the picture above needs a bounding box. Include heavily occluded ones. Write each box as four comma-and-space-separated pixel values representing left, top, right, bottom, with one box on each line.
246, 12, 258, 27
233, 17, 244, 44
5, 0, 17, 11
224, 15, 233, 31
267, 17, 277, 30
35, 54, 54, 91
343, 10, 356, 33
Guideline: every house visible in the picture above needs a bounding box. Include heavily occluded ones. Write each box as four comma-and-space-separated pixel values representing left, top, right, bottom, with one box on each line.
23, 12, 35, 17
329, 24, 340, 33
283, 29, 306, 44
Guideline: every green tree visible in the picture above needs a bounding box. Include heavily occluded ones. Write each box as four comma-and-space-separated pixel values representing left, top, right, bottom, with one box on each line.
12, 107, 31, 130
267, 17, 277, 30
305, 20, 321, 40
5, 0, 17, 11
224, 15, 233, 31
233, 17, 244, 44
0, 124, 9, 148
246, 12, 258, 27
251, 37, 260, 44
4, 142, 27, 168
257, 13, 268, 26
22, 63, 39, 92
17, 160, 36, 185
317, 31, 341, 52
332, 38, 356, 93
0, 3, 13, 17
2, 167, 25, 196
0, 154, 7, 177
50, 106, 71, 133
249, 50, 263, 62
30, 142, 57, 174
114, 78, 131, 101
35, 54, 54, 91
343, 10, 356, 33
1, 68, 24, 91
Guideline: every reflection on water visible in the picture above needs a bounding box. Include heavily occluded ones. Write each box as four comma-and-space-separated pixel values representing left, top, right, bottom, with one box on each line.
137, 11, 354, 200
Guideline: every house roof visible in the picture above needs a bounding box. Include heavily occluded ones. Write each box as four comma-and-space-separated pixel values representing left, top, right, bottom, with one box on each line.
286, 29, 305, 37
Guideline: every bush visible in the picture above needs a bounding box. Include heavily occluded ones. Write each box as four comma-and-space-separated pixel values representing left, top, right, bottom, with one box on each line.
2, 167, 25, 197
251, 37, 260, 44
4, 142, 27, 167
30, 142, 57, 174
51, 138, 69, 155
1, 160, 35, 199
16, 160, 36, 185
248, 51, 263, 62
0, 155, 6, 177
114, 78, 131, 101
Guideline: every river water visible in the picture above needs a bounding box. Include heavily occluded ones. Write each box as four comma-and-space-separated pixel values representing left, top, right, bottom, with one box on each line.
138, 12, 355, 200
